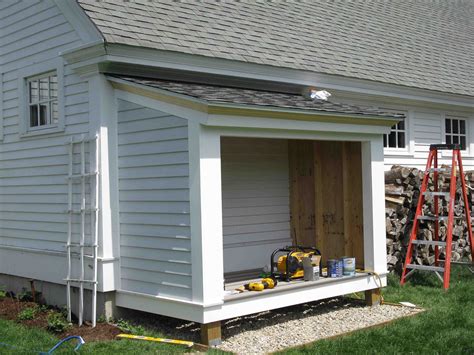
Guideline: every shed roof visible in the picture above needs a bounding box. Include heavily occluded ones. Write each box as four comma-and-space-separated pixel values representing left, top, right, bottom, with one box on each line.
78, 1, 474, 97
110, 75, 404, 120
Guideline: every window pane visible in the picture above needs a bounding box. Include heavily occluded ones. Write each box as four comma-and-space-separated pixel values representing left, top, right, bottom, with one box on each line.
39, 104, 48, 125
50, 75, 58, 98
397, 132, 405, 148
398, 119, 405, 130
446, 135, 451, 144
383, 134, 387, 148
460, 120, 466, 134
30, 105, 39, 127
29, 80, 39, 103
39, 77, 49, 101
453, 119, 459, 134
461, 136, 466, 150
453, 135, 459, 144
51, 101, 58, 124
445, 119, 451, 133
388, 132, 396, 148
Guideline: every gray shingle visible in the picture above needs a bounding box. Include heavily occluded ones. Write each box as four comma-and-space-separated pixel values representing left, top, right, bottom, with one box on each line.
79, 1, 474, 96
111, 75, 405, 120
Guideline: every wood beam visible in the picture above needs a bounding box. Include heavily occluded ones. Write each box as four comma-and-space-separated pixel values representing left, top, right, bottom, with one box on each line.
365, 288, 382, 306
201, 321, 222, 346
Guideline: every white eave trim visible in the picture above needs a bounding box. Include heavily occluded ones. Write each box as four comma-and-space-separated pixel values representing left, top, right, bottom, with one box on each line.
61, 43, 474, 109
107, 76, 400, 131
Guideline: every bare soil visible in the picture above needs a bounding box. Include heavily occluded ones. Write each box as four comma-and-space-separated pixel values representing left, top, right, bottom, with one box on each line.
0, 296, 121, 342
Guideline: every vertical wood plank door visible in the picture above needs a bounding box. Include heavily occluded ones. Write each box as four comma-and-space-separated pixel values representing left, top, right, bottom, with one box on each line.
289, 140, 316, 247
289, 140, 364, 268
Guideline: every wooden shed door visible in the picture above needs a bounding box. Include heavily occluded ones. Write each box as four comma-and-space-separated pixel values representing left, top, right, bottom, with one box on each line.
289, 140, 364, 267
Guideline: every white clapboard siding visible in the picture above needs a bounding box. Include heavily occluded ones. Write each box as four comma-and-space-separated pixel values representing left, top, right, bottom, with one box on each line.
221, 137, 292, 273
117, 99, 192, 300
384, 110, 474, 170
0, 0, 91, 259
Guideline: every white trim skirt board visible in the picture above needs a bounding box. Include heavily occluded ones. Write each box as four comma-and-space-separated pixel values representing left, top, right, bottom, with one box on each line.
0, 246, 117, 292
116, 273, 386, 323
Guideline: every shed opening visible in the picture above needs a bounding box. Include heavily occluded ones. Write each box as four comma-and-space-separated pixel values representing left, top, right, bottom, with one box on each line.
221, 137, 365, 284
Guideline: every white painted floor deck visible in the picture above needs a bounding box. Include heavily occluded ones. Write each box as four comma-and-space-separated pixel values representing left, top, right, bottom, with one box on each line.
224, 272, 370, 301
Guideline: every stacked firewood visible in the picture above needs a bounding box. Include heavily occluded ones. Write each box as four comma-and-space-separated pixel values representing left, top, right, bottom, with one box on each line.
385, 165, 474, 273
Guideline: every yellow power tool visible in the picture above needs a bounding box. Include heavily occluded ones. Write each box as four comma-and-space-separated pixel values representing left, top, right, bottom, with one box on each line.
243, 278, 277, 292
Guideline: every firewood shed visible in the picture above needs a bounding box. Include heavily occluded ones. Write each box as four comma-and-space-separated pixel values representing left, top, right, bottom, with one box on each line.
105, 76, 402, 345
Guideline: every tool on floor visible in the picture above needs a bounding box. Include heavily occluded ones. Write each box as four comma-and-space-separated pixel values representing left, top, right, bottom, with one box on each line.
270, 246, 321, 282
400, 144, 474, 289
116, 334, 194, 348
242, 277, 277, 291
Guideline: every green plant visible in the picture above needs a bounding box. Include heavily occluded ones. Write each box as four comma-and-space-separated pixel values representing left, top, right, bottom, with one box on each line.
97, 314, 108, 323
0, 285, 6, 298
17, 306, 38, 321
116, 318, 145, 335
16, 288, 30, 302
46, 312, 70, 333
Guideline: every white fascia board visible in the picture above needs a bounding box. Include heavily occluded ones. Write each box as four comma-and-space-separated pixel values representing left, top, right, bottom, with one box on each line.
211, 127, 378, 142
53, 0, 104, 44
101, 45, 474, 108
207, 114, 392, 135
114, 88, 207, 123
63, 43, 474, 108
108, 76, 397, 132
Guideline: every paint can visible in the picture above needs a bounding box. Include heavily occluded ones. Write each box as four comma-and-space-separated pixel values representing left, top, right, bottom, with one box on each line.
342, 257, 356, 276
327, 259, 342, 278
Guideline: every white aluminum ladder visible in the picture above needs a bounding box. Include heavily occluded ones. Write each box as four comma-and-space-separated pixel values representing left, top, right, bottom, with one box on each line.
65, 135, 99, 327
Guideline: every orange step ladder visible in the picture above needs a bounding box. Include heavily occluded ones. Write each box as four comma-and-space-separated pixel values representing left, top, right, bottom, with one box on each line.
400, 144, 474, 289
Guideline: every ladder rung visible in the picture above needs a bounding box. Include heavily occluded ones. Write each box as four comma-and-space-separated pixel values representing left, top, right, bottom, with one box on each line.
417, 215, 464, 221
407, 264, 445, 272
65, 279, 98, 284
67, 172, 98, 179
67, 243, 98, 248
67, 136, 98, 145
422, 191, 450, 198
411, 240, 447, 247
66, 208, 99, 214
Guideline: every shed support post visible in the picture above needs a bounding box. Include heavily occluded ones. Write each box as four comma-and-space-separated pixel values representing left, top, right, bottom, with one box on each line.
365, 288, 382, 306
201, 321, 222, 346
361, 137, 387, 275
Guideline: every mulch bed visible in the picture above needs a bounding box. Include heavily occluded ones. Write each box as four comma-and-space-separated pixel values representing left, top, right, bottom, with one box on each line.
0, 296, 121, 342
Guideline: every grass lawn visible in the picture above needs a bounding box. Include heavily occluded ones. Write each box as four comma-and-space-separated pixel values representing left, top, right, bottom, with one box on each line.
0, 318, 194, 354
0, 267, 472, 354
282, 265, 474, 355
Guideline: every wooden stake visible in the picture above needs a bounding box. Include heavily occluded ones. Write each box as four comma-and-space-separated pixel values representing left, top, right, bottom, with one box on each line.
365, 288, 382, 306
200, 321, 222, 346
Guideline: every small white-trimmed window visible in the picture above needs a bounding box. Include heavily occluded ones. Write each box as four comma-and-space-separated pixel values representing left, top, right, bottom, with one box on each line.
27, 72, 58, 129
384, 118, 406, 149
445, 117, 467, 150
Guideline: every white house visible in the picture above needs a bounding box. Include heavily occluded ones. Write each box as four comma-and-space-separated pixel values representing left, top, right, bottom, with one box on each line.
0, 0, 473, 345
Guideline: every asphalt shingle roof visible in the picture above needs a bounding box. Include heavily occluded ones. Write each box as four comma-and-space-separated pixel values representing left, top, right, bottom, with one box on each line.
78, 1, 474, 97
112, 75, 405, 119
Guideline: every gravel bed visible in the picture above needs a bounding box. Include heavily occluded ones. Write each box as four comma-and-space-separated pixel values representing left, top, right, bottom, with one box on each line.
217, 297, 422, 354
114, 297, 421, 354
